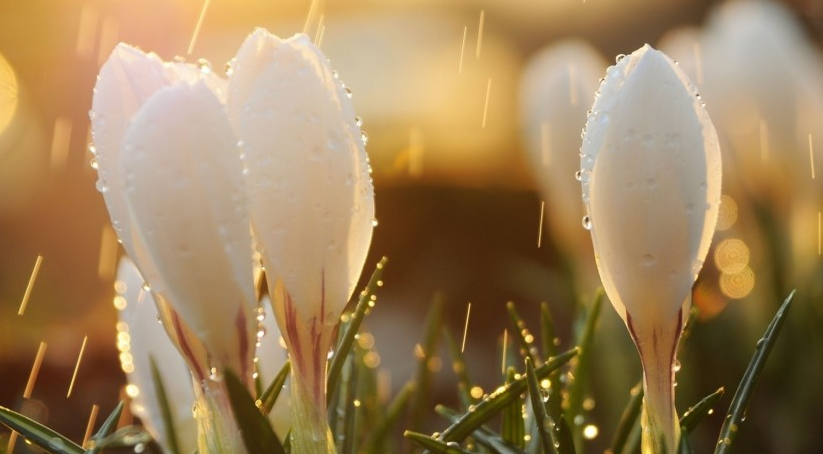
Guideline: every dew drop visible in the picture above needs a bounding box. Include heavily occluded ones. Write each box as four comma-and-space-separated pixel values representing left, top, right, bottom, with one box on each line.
575, 170, 583, 181
615, 53, 626, 63
354, 116, 363, 127
196, 58, 211, 74
344, 86, 353, 99
361, 131, 369, 146
90, 158, 99, 170
582, 215, 592, 231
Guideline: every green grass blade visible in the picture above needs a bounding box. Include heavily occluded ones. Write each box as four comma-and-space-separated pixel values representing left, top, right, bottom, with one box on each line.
566, 290, 603, 424
609, 382, 643, 454
501, 367, 525, 449
259, 360, 290, 415
507, 302, 541, 365
339, 352, 359, 454
540, 302, 559, 360
409, 293, 445, 432
85, 401, 125, 454
148, 355, 180, 454
404, 431, 471, 454
436, 406, 527, 454
526, 358, 558, 454
680, 387, 724, 433
224, 369, 285, 454
437, 348, 578, 443
443, 326, 474, 409
362, 381, 416, 454
86, 426, 156, 452
715, 290, 795, 454
327, 257, 387, 404
539, 303, 563, 425
555, 415, 576, 454
0, 405, 84, 454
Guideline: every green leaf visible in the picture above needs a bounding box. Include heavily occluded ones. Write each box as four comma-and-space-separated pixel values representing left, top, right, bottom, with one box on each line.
259, 360, 290, 415
148, 355, 181, 454
501, 367, 525, 449
540, 302, 559, 360
680, 387, 724, 433
443, 326, 474, 410
0, 405, 84, 454
86, 426, 157, 452
223, 369, 285, 454
404, 431, 471, 454
566, 290, 603, 424
539, 302, 563, 425
85, 401, 125, 454
554, 415, 576, 454
409, 293, 445, 432
362, 381, 416, 454
609, 382, 643, 454
715, 290, 795, 454
436, 406, 527, 454
525, 358, 558, 454
339, 352, 359, 454
437, 348, 578, 443
327, 256, 387, 404
507, 301, 541, 366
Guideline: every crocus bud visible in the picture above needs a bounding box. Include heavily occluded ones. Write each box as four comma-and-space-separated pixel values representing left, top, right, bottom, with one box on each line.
580, 45, 721, 453
115, 257, 198, 454
92, 45, 258, 385
228, 29, 374, 454
93, 45, 258, 454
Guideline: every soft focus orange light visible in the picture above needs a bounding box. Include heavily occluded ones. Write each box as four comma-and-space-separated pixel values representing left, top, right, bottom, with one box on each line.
0, 52, 18, 138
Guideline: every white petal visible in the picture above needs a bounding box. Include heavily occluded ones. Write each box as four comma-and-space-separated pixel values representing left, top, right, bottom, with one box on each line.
120, 81, 256, 376
116, 258, 198, 454
229, 29, 375, 322
582, 44, 721, 328
91, 44, 172, 273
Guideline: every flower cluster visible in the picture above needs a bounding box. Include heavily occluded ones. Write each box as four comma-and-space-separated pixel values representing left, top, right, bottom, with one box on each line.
92, 29, 374, 454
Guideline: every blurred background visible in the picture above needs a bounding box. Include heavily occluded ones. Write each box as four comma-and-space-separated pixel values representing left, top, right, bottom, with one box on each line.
2, 0, 823, 452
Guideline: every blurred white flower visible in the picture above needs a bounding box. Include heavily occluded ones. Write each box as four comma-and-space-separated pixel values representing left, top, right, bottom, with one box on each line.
228, 29, 374, 454
520, 39, 606, 286
580, 44, 721, 453
115, 257, 198, 454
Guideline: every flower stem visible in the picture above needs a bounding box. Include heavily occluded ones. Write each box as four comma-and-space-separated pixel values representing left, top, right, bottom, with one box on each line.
193, 379, 248, 454
289, 366, 337, 454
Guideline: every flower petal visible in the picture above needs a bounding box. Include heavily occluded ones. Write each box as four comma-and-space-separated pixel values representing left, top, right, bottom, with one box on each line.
228, 29, 375, 322
120, 81, 256, 379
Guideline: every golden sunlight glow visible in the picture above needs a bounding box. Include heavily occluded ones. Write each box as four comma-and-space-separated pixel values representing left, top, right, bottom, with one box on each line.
0, 52, 18, 138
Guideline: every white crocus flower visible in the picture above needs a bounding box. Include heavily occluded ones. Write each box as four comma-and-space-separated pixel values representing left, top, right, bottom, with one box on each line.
580, 45, 721, 454
115, 257, 198, 454
93, 45, 257, 454
228, 29, 374, 454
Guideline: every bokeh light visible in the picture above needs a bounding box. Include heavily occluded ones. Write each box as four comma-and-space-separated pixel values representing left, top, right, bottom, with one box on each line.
0, 52, 18, 138
713, 238, 750, 274
719, 266, 755, 299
